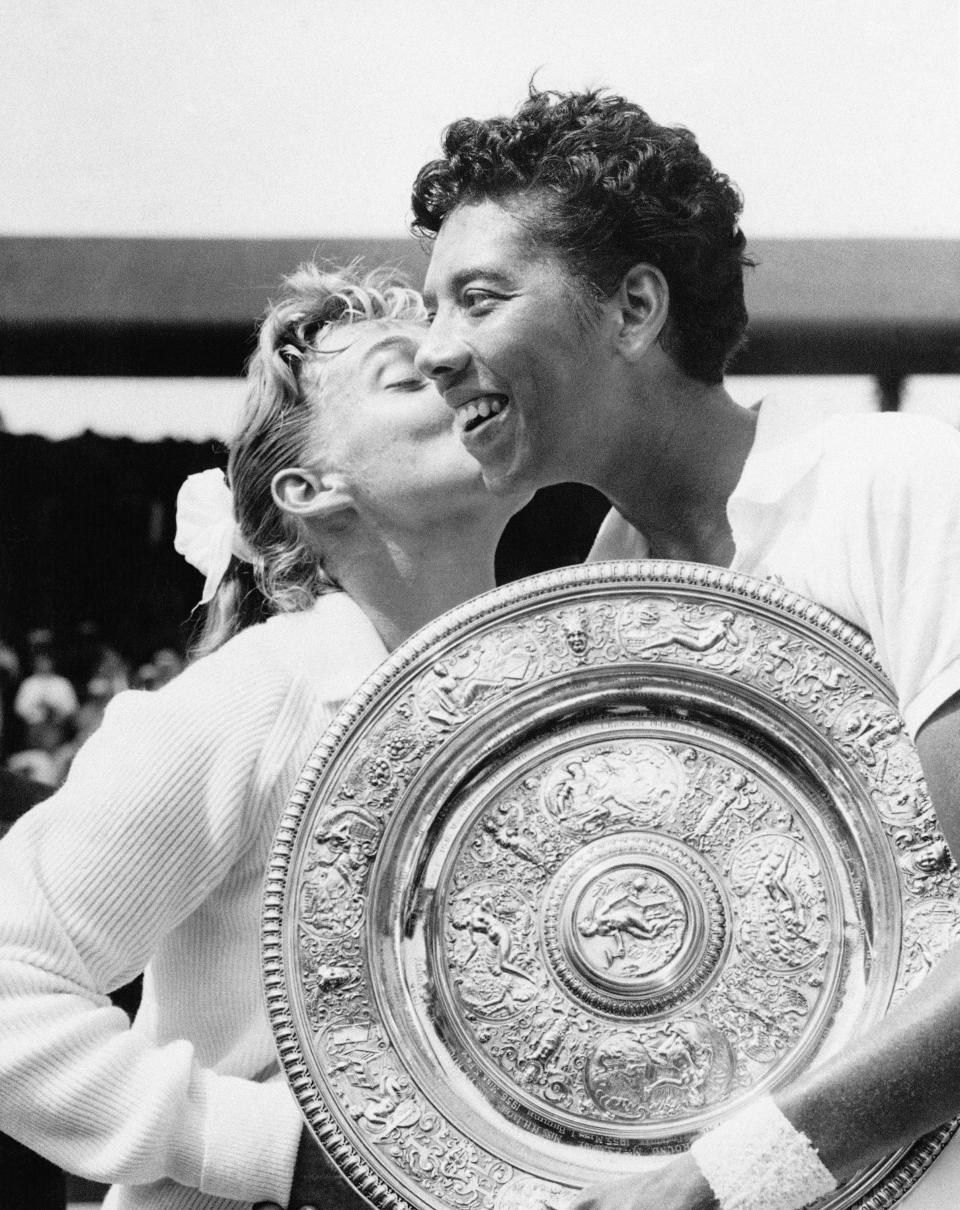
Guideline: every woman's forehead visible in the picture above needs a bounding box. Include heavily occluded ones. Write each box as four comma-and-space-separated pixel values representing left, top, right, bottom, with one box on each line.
303, 319, 429, 418
312, 316, 427, 360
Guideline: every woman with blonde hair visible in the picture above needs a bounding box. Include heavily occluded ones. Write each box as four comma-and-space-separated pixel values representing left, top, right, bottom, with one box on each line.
0, 262, 527, 1209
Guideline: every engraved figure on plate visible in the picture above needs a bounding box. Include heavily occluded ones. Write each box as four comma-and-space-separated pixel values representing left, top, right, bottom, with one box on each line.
617, 598, 738, 660
324, 1022, 387, 1092
478, 800, 546, 869
416, 631, 540, 730
728, 832, 828, 971
585, 1019, 735, 1120
448, 883, 540, 1018
349, 1072, 423, 1141
894, 825, 956, 895
300, 805, 378, 938
541, 742, 686, 836
714, 967, 812, 1065
691, 767, 756, 849
543, 602, 616, 666
835, 698, 912, 813
576, 870, 686, 974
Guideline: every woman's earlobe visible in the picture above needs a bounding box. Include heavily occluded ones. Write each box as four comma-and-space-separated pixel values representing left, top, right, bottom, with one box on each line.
271, 468, 319, 514
616, 264, 670, 360
272, 468, 353, 521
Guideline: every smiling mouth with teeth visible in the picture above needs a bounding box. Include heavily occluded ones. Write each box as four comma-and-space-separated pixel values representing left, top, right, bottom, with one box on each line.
461, 395, 508, 433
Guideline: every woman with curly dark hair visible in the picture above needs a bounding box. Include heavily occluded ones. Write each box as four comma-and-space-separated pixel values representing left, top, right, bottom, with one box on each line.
412, 87, 960, 1210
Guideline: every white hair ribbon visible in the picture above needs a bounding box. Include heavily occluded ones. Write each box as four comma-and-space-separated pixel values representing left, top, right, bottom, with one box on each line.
174, 469, 254, 605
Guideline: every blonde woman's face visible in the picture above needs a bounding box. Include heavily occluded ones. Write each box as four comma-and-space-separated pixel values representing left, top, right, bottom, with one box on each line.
305, 319, 527, 530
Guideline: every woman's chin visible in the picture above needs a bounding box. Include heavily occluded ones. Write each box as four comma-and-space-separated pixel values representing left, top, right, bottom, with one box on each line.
470, 469, 531, 517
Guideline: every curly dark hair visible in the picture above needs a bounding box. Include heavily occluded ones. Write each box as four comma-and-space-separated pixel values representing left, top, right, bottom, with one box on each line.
412, 88, 753, 384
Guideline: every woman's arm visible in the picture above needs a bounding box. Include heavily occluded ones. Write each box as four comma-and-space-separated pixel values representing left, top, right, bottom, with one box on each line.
0, 655, 319, 1204
777, 695, 960, 1174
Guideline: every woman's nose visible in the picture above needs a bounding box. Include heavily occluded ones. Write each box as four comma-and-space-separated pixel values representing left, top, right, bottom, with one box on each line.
415, 317, 469, 383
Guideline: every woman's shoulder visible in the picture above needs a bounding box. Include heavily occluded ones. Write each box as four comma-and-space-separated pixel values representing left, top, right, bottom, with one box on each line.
802, 411, 960, 515
198, 590, 389, 704
823, 409, 960, 469
87, 614, 313, 750
92, 592, 389, 762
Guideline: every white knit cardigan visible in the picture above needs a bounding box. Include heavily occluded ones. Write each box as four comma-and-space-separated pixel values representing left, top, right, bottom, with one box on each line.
0, 593, 388, 1209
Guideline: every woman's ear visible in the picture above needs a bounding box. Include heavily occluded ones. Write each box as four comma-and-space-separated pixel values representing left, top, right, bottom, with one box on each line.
614, 263, 670, 361
271, 468, 353, 522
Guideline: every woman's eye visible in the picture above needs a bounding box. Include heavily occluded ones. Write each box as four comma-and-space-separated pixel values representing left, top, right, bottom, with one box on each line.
463, 289, 499, 313
384, 377, 428, 392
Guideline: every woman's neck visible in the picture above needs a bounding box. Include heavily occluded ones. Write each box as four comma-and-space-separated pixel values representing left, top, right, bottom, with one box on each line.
327, 520, 502, 653
602, 382, 758, 567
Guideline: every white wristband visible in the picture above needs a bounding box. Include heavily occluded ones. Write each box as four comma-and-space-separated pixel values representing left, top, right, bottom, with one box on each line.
689, 1095, 838, 1210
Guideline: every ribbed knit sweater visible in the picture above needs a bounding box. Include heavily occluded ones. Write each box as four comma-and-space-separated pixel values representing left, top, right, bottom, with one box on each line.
0, 592, 388, 1209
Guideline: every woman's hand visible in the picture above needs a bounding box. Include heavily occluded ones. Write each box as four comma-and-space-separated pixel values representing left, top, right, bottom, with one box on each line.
568, 1155, 715, 1210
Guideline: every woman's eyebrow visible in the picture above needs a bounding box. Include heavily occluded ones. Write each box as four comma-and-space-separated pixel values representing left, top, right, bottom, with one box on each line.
424, 268, 513, 309
360, 334, 417, 363
360, 334, 419, 379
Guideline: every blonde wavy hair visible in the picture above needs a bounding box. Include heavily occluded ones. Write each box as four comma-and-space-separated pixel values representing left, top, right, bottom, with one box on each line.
194, 260, 428, 656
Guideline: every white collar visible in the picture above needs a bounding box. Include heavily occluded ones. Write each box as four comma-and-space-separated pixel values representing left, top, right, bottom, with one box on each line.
730, 396, 826, 506
586, 396, 825, 563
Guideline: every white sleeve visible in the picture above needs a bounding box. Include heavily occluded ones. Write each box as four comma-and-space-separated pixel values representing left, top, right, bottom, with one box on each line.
839, 417, 960, 736
0, 657, 305, 1204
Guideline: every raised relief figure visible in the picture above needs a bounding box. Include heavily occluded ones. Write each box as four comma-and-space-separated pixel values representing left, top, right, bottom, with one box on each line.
729, 833, 827, 970
577, 874, 683, 968
692, 768, 754, 847
449, 887, 539, 1017
543, 744, 685, 835
619, 599, 737, 657
418, 634, 539, 730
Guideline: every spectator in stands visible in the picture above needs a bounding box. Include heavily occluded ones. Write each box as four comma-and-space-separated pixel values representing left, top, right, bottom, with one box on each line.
7, 644, 78, 786
49, 674, 118, 784
150, 647, 184, 689
134, 648, 184, 692
12, 647, 78, 748
92, 645, 132, 697
6, 719, 68, 787
0, 631, 20, 758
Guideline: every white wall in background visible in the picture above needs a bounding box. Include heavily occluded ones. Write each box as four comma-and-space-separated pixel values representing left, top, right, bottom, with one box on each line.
2, 377, 957, 443
0, 378, 243, 442
1, 0, 958, 239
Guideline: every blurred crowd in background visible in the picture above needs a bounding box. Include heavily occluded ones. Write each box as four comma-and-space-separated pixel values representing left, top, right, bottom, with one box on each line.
0, 623, 186, 790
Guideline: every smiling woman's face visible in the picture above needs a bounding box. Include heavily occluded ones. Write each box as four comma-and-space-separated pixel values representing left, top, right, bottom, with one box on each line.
416, 200, 618, 498
304, 317, 527, 531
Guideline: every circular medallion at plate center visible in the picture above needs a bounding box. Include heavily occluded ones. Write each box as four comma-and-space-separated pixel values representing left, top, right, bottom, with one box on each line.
571, 866, 687, 991
543, 833, 727, 1016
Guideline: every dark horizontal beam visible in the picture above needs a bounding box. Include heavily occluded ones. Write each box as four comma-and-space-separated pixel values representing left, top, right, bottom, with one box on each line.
1, 236, 957, 377
732, 321, 960, 376
2, 319, 956, 379
0, 322, 253, 377
0, 237, 427, 327
745, 239, 959, 326
3, 235, 959, 325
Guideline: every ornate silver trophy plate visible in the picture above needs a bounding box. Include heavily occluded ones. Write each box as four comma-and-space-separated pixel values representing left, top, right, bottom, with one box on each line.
262, 562, 959, 1210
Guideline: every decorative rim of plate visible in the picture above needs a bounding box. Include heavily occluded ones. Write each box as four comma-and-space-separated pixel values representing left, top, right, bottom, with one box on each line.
262, 559, 958, 1210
